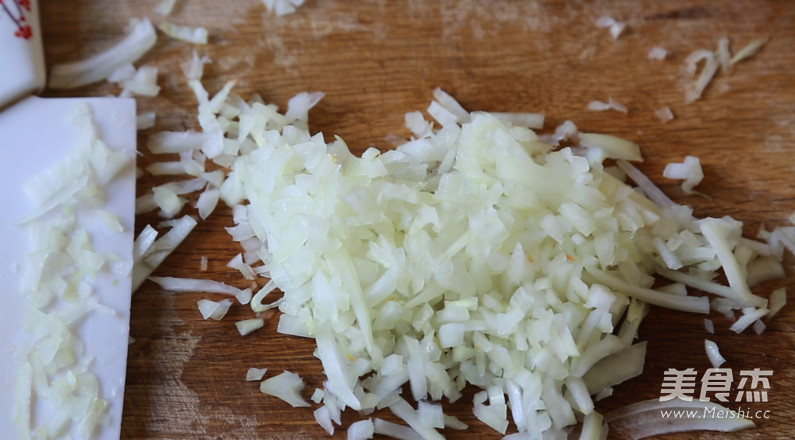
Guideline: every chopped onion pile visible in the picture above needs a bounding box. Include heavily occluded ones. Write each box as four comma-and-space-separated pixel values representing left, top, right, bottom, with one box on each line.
13, 104, 134, 439
137, 51, 792, 438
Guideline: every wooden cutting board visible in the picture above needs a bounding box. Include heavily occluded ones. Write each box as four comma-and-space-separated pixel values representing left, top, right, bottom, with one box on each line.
40, 1, 795, 439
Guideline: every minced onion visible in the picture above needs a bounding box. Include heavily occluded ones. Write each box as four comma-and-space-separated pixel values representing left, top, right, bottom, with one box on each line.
140, 55, 791, 438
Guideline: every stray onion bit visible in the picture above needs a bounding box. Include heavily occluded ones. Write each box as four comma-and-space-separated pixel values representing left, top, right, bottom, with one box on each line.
704, 318, 715, 334
607, 398, 754, 439
594, 15, 626, 40
132, 215, 197, 292
158, 21, 209, 44
120, 65, 160, 98
648, 46, 668, 60
136, 112, 156, 130
259, 371, 311, 407
236, 318, 264, 336
262, 0, 306, 16
730, 37, 768, 65
246, 367, 268, 381
767, 287, 787, 318
587, 97, 627, 114
683, 36, 767, 104
704, 339, 726, 367
684, 49, 720, 104
154, 0, 179, 15
197, 298, 233, 320
663, 155, 703, 194
654, 107, 674, 123
347, 419, 375, 440
49, 18, 157, 89
12, 104, 134, 439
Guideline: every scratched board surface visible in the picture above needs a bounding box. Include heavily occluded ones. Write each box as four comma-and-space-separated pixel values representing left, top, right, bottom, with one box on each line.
40, 1, 795, 439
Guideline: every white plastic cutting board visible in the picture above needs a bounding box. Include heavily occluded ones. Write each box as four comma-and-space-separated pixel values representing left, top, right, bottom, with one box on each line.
0, 96, 136, 439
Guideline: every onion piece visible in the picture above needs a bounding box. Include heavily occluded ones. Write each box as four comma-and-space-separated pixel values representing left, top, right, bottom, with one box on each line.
716, 37, 731, 72
579, 412, 605, 440
180, 50, 212, 80
347, 418, 375, 440
154, 0, 178, 15
654, 107, 674, 123
606, 398, 754, 439
699, 218, 767, 307
262, 0, 306, 16
730, 307, 769, 333
684, 49, 719, 104
150, 276, 248, 298
663, 156, 703, 193
49, 18, 157, 89
259, 371, 310, 407
132, 215, 198, 292
704, 318, 714, 334
580, 133, 642, 161
120, 65, 160, 97
136, 112, 156, 130
197, 298, 232, 320
586, 267, 709, 313
314, 406, 335, 435
158, 21, 208, 44
373, 419, 423, 440
388, 398, 445, 440
490, 112, 544, 129
730, 37, 767, 65
236, 318, 265, 336
246, 367, 267, 381
648, 46, 668, 60
767, 287, 786, 318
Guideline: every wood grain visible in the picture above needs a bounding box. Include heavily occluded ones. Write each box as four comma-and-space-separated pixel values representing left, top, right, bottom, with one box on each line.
39, 1, 795, 439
